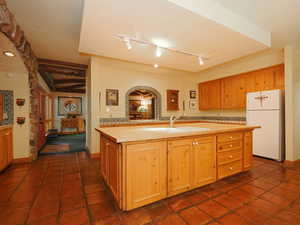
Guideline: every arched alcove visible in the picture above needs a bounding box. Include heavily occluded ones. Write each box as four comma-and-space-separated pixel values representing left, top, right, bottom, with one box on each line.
125, 86, 162, 120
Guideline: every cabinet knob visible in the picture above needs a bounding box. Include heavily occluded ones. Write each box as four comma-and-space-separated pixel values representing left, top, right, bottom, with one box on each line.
229, 167, 233, 170
106, 143, 110, 146
229, 136, 233, 139
229, 155, 233, 159
229, 145, 233, 147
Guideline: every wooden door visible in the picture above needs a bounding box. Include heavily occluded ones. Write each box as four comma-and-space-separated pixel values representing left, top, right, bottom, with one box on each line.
243, 132, 253, 170
168, 139, 193, 196
126, 141, 167, 210
0, 94, 3, 122
192, 136, 216, 188
0, 129, 9, 171
198, 79, 221, 110
273, 64, 285, 89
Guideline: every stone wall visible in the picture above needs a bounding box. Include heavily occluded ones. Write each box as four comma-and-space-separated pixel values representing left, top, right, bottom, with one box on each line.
0, 0, 39, 160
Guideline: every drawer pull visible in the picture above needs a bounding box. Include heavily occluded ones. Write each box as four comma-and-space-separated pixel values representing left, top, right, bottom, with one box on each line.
228, 155, 233, 159
229, 144, 233, 147
229, 136, 233, 139
229, 167, 233, 170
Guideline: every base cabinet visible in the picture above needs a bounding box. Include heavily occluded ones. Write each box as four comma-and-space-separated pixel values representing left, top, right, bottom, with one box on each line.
0, 127, 13, 172
126, 141, 167, 209
99, 130, 253, 211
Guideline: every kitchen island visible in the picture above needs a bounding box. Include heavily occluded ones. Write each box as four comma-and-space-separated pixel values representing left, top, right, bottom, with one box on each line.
96, 123, 259, 211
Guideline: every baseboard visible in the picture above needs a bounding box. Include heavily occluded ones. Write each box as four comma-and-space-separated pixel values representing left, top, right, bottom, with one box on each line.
13, 157, 32, 164
284, 159, 300, 167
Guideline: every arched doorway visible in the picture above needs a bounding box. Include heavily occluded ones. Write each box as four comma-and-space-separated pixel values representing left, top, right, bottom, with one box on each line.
125, 86, 161, 120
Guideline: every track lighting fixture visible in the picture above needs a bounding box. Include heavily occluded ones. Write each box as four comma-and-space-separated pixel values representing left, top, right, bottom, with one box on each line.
116, 34, 208, 66
3, 51, 15, 57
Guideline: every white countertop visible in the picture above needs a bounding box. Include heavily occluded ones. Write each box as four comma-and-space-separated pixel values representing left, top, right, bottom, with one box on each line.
96, 122, 259, 143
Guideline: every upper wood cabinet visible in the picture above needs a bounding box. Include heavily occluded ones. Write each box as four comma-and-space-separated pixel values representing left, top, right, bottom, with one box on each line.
198, 64, 284, 110
198, 79, 221, 110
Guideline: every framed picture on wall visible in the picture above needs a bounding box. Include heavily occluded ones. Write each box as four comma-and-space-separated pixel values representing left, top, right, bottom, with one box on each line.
106, 89, 119, 106
58, 96, 82, 116
190, 90, 196, 99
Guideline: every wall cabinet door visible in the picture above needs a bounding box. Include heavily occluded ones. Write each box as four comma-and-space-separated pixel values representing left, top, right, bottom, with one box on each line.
126, 141, 167, 210
198, 80, 221, 110
192, 136, 216, 188
221, 75, 245, 109
243, 132, 253, 170
273, 64, 285, 89
167, 139, 193, 196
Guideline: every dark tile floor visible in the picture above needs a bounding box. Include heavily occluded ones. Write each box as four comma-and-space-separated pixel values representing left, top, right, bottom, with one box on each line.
1, 152, 300, 225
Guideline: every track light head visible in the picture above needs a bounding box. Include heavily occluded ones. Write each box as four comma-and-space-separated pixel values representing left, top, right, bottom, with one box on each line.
198, 56, 204, 65
156, 46, 162, 57
123, 37, 132, 50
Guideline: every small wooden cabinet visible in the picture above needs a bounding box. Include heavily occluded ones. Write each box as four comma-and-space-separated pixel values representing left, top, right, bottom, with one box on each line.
166, 90, 179, 111
198, 80, 221, 110
0, 126, 13, 172
99, 129, 254, 211
198, 64, 284, 110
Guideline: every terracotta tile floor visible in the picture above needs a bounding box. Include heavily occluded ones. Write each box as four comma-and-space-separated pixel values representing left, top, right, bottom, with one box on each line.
1, 152, 300, 225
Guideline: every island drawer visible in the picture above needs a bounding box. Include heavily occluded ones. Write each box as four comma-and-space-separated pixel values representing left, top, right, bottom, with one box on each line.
217, 140, 242, 152
217, 132, 243, 143
217, 149, 242, 166
218, 160, 243, 179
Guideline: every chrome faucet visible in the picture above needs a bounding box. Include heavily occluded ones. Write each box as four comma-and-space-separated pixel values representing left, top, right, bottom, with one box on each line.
169, 115, 177, 128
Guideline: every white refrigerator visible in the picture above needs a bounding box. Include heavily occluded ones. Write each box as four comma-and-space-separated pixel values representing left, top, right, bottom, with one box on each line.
246, 89, 284, 161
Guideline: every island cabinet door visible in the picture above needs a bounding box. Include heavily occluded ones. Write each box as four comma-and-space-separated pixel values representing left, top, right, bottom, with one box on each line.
125, 141, 167, 210
243, 132, 253, 170
167, 139, 193, 196
100, 136, 109, 181
192, 136, 216, 188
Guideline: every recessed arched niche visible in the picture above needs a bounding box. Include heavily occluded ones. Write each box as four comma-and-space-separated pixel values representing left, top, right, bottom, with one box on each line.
125, 86, 161, 120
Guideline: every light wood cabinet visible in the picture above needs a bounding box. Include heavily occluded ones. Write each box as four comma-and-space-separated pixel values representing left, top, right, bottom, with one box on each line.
0, 127, 13, 172
198, 80, 221, 110
99, 130, 254, 211
192, 136, 216, 188
126, 141, 167, 209
198, 64, 284, 110
168, 139, 193, 196
0, 94, 3, 122
243, 132, 253, 170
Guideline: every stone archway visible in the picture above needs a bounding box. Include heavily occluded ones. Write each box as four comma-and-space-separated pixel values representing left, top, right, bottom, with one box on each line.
0, 0, 39, 160
125, 86, 162, 120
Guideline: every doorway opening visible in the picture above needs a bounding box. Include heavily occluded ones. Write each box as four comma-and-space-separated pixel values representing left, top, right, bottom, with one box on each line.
129, 89, 156, 120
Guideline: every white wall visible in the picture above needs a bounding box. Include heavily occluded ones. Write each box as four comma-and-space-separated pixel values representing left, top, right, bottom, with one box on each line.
284, 43, 300, 161
0, 72, 31, 159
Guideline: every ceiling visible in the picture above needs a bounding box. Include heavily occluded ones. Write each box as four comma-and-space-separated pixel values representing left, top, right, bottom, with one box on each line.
6, 0, 300, 73
0, 34, 27, 77
38, 59, 87, 93
79, 0, 269, 72
7, 0, 89, 64
215, 0, 300, 47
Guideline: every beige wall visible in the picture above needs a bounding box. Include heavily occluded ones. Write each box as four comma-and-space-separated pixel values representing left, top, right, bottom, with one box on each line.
193, 49, 284, 117
87, 56, 198, 153
284, 43, 300, 161
0, 71, 31, 159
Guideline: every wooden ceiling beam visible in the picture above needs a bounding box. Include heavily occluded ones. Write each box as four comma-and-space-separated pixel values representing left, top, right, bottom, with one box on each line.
38, 65, 85, 77
60, 84, 86, 89
53, 79, 85, 84
55, 88, 85, 94
38, 58, 88, 70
